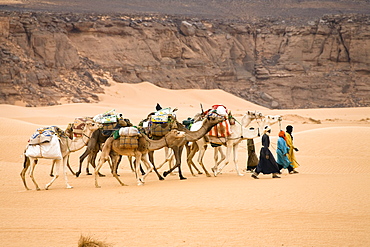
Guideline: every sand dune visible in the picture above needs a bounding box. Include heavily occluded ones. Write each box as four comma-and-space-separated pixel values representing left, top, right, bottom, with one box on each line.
0, 82, 369, 246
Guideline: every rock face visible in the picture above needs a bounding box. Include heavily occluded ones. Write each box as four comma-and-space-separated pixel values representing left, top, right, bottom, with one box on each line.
0, 11, 369, 108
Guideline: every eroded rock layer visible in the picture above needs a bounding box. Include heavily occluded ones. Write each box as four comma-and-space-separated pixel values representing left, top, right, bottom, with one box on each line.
0, 12, 369, 108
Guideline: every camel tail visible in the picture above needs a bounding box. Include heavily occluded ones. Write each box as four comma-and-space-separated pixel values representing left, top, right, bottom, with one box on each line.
23, 153, 28, 168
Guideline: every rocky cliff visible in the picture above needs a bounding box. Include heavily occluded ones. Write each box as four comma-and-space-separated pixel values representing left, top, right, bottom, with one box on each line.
0, 11, 369, 108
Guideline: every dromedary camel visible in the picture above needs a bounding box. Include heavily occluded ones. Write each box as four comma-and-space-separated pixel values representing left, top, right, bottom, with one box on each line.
139, 110, 225, 181
211, 114, 282, 176
94, 129, 186, 188
160, 112, 226, 178
20, 121, 100, 190
187, 111, 263, 177
75, 118, 133, 177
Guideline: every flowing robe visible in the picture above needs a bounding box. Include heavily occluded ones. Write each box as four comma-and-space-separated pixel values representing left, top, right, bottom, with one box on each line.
276, 137, 292, 169
255, 134, 279, 174
285, 132, 299, 168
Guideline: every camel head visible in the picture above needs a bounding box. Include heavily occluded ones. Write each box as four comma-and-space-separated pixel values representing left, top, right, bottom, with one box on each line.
82, 121, 101, 136
205, 112, 226, 125
246, 110, 264, 120
166, 129, 186, 139
263, 115, 282, 126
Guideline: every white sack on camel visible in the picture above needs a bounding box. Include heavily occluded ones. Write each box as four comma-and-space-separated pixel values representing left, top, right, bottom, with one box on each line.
25, 135, 63, 159
119, 127, 140, 136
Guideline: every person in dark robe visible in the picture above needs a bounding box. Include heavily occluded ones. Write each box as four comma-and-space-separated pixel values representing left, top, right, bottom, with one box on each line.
246, 139, 259, 172
251, 126, 281, 179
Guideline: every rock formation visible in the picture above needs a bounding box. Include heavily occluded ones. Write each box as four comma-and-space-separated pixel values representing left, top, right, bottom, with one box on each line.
0, 11, 369, 108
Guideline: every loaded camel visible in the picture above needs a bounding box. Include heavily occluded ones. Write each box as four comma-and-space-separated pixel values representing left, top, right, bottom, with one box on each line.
160, 112, 226, 178
187, 111, 263, 177
94, 129, 186, 188
20, 121, 100, 190
75, 118, 133, 177
152, 111, 227, 177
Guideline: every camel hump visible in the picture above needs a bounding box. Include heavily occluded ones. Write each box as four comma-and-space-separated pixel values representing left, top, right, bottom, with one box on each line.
137, 136, 149, 152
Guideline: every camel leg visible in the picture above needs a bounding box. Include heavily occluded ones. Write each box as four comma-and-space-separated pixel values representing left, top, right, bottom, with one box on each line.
128, 156, 134, 172
20, 155, 31, 190
95, 153, 110, 188
111, 153, 127, 186
140, 154, 158, 184
155, 151, 173, 170
28, 158, 41, 191
66, 156, 75, 176
113, 155, 122, 176
76, 147, 90, 177
175, 146, 186, 180
62, 156, 74, 188
186, 142, 202, 176
165, 147, 177, 175
212, 146, 226, 176
232, 143, 244, 176
163, 146, 186, 180
50, 156, 74, 177
45, 159, 60, 190
148, 150, 164, 180
89, 152, 105, 177
134, 153, 145, 186
197, 144, 212, 177
50, 161, 55, 177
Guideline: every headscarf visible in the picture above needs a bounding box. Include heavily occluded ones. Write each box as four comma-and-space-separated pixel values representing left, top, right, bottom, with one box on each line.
278, 130, 286, 140
263, 125, 271, 134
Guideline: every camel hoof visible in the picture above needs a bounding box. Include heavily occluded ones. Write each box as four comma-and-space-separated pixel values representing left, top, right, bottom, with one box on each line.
238, 173, 245, 176
211, 167, 218, 176
86, 172, 92, 175
180, 177, 187, 180
159, 176, 165, 181
75, 171, 81, 177
95, 185, 101, 188
163, 171, 169, 177
138, 180, 145, 186
36, 187, 41, 191
49, 174, 54, 177
98, 173, 106, 177
66, 185, 73, 189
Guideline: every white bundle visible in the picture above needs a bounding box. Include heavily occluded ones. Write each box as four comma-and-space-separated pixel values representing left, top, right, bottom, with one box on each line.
25, 135, 63, 159
119, 127, 140, 137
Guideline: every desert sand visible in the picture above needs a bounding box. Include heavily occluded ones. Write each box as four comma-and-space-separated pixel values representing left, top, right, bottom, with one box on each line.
0, 82, 370, 246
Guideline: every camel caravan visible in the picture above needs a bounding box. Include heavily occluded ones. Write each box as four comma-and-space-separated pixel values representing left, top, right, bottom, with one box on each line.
20, 104, 282, 190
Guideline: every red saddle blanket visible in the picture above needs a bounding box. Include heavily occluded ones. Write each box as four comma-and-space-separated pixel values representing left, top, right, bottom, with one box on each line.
208, 120, 231, 137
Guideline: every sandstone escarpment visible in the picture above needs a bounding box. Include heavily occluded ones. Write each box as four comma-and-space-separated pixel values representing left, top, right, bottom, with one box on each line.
0, 11, 369, 108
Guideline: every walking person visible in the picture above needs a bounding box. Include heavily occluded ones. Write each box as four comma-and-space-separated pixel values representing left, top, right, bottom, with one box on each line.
276, 130, 293, 173
251, 126, 280, 179
285, 125, 299, 174
245, 139, 259, 172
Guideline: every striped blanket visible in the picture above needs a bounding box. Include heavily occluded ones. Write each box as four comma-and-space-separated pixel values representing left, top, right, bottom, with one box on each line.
208, 120, 231, 137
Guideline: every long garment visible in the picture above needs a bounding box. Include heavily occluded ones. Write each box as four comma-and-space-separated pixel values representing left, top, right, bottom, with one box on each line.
255, 134, 280, 174
246, 139, 259, 171
285, 132, 299, 168
276, 137, 292, 169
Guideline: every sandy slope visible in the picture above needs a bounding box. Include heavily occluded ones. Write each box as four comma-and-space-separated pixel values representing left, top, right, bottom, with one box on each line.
0, 82, 370, 247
